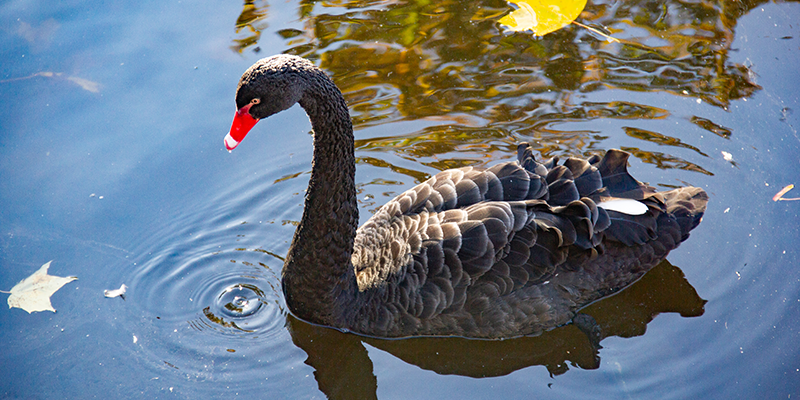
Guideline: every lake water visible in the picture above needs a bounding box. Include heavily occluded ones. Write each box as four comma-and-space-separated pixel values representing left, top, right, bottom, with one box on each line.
1, 0, 799, 398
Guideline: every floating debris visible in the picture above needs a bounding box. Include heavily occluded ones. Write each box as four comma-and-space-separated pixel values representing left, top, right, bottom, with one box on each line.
773, 184, 799, 201
721, 151, 733, 162
104, 284, 127, 299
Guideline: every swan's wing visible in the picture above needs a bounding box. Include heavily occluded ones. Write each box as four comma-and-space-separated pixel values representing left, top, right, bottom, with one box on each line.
350, 195, 610, 330
369, 162, 544, 221
351, 162, 613, 324
350, 144, 553, 293
350, 145, 615, 308
349, 146, 707, 336
367, 143, 609, 221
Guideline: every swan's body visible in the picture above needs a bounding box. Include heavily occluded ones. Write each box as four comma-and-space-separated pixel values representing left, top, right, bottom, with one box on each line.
225, 54, 707, 339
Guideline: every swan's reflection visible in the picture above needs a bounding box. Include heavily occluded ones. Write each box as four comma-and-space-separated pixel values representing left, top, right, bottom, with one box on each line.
287, 260, 705, 399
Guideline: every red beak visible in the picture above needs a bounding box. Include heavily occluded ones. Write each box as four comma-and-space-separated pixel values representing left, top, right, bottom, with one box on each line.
224, 104, 259, 150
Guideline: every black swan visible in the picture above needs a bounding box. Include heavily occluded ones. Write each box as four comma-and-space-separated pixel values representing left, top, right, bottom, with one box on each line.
224, 54, 708, 339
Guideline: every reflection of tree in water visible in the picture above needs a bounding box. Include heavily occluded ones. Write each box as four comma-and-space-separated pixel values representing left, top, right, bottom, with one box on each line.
588, 1, 759, 106
232, 0, 762, 153
232, 0, 269, 53
231, 0, 770, 169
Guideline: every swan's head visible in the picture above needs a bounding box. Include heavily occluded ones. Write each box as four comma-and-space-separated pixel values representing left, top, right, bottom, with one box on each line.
225, 54, 315, 150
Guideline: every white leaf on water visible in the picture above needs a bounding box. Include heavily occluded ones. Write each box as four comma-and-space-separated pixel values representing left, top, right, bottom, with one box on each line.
104, 284, 127, 299
4, 261, 77, 313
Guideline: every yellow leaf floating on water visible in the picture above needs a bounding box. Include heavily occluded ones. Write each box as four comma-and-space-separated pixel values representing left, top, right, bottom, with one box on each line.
499, 0, 587, 36
4, 261, 77, 313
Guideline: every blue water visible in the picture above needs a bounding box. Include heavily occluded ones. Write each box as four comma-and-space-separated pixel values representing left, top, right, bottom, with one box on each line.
2, 0, 799, 398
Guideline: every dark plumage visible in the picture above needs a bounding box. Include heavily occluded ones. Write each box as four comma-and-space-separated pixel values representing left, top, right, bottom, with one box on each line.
225, 54, 708, 339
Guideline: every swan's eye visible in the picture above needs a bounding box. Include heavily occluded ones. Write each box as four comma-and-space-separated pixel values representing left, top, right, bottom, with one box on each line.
250, 98, 261, 105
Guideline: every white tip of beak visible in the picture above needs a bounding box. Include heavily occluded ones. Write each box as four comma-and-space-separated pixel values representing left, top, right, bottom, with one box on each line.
224, 132, 240, 151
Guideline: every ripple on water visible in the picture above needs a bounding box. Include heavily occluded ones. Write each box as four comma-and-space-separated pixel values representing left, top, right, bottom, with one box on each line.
117, 164, 310, 392
130, 232, 286, 334
184, 258, 284, 337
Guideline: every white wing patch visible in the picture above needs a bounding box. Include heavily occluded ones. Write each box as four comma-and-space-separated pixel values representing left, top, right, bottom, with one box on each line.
597, 198, 648, 215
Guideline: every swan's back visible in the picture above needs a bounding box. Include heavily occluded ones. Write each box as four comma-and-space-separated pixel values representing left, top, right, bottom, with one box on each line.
346, 144, 707, 338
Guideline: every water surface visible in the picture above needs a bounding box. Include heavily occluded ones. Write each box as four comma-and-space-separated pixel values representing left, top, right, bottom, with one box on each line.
1, 0, 799, 398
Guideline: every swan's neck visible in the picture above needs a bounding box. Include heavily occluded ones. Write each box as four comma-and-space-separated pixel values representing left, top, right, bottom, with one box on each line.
282, 77, 358, 325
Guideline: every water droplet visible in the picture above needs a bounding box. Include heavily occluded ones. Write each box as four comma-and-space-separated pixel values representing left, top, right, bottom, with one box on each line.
217, 284, 264, 317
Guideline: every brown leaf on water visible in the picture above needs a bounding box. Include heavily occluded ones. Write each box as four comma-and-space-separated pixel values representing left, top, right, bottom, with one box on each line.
4, 261, 77, 313
773, 184, 799, 202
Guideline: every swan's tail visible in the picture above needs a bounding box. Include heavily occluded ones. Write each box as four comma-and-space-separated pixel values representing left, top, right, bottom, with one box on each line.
662, 186, 708, 241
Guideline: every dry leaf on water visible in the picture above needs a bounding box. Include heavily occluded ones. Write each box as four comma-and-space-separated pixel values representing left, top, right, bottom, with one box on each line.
499, 0, 587, 35
498, 0, 618, 42
3, 261, 77, 313
773, 184, 799, 201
